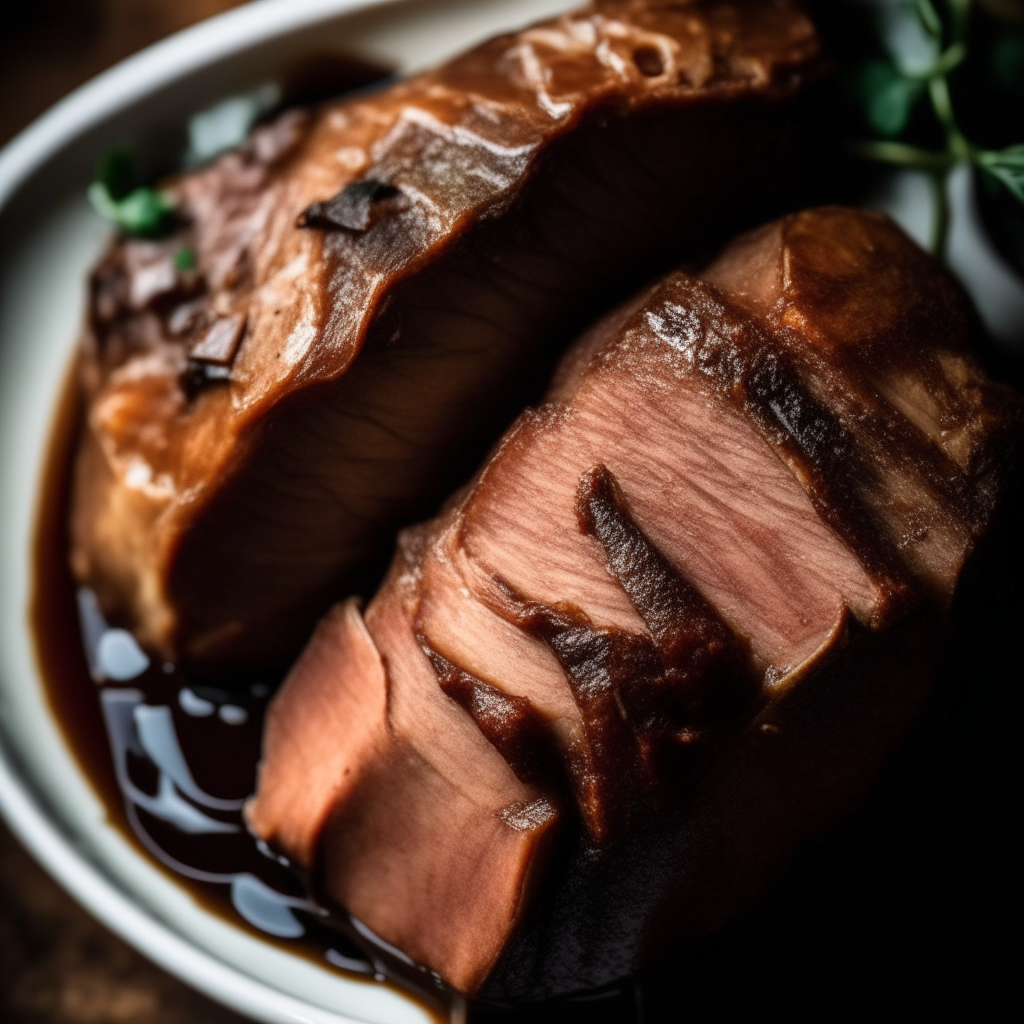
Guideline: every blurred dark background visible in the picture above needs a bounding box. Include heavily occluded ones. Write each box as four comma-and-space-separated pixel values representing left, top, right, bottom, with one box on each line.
2, 10, 253, 1023
0, 1, 248, 147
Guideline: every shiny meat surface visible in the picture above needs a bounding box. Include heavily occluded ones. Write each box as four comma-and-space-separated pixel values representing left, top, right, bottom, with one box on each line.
252, 598, 556, 990
247, 208, 1019, 998
70, 0, 823, 674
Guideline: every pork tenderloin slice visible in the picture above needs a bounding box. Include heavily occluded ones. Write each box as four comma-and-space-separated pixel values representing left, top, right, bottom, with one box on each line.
459, 408, 651, 637
362, 530, 542, 811
409, 512, 643, 839
414, 521, 581, 744
250, 208, 1019, 999
702, 207, 1012, 601
458, 339, 877, 672
247, 571, 558, 995
416, 520, 639, 830
317, 750, 557, 996
72, 0, 824, 674
246, 599, 386, 869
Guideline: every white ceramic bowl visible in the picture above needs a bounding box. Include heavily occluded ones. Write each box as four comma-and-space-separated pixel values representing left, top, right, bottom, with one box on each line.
1, 2, 1022, 1023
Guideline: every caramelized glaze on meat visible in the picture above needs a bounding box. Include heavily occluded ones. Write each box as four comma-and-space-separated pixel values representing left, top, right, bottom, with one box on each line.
247, 208, 1020, 998
70, 0, 823, 675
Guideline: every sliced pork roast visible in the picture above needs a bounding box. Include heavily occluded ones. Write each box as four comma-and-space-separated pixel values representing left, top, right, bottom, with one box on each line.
247, 208, 1020, 999
70, 0, 824, 675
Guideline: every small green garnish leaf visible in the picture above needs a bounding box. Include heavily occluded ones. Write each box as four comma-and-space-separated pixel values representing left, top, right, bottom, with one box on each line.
913, 0, 944, 38
978, 144, 1024, 205
94, 146, 137, 202
89, 146, 176, 237
852, 58, 926, 137
89, 182, 176, 237
175, 246, 196, 271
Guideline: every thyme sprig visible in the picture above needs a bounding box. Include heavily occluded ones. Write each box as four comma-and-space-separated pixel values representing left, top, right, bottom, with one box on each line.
847, 0, 1024, 255
88, 147, 176, 238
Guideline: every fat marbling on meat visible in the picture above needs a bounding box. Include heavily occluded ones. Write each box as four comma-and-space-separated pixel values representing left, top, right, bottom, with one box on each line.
247, 208, 1020, 999
70, 0, 824, 675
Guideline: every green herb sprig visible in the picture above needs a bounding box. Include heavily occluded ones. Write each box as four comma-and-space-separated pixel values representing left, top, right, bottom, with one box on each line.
847, 0, 1024, 256
88, 147, 176, 238
175, 245, 197, 271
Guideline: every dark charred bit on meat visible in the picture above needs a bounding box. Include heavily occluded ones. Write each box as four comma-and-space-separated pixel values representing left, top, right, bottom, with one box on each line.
739, 349, 917, 620
489, 581, 657, 840
422, 642, 559, 792
576, 464, 743, 673
179, 315, 247, 399
575, 464, 757, 751
180, 360, 231, 400
298, 178, 400, 232
189, 314, 247, 365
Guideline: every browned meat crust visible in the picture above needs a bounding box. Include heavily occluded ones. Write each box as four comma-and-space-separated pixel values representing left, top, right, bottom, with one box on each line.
246, 208, 1020, 998
70, 0, 824, 675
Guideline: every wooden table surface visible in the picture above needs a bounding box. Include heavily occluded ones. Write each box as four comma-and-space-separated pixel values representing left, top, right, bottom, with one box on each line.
1, 8, 253, 1020
0, 822, 250, 1023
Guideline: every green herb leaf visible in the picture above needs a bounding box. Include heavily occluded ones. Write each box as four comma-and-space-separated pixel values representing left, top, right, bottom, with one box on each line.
94, 146, 137, 202
913, 0, 944, 38
90, 146, 177, 237
175, 246, 196, 271
852, 58, 926, 137
88, 181, 176, 237
978, 144, 1024, 204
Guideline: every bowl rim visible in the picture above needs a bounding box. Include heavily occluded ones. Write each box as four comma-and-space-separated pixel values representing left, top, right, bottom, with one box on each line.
0, 748, 374, 1024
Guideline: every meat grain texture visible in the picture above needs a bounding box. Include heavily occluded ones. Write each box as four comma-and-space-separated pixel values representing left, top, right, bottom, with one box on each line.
248, 208, 1020, 1000
70, 0, 824, 675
